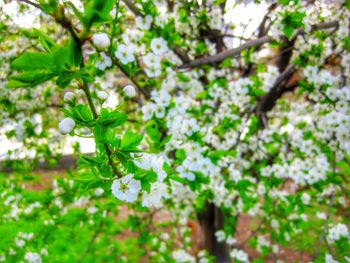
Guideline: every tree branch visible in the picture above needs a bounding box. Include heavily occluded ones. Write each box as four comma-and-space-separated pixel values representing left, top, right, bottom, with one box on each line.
255, 65, 296, 127
180, 21, 339, 69
122, 0, 142, 16
180, 36, 272, 68
19, 0, 41, 9
256, 3, 277, 38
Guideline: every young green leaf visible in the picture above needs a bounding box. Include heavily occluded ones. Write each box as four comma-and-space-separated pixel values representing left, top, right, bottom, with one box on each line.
120, 130, 143, 151
99, 109, 128, 127
93, 124, 108, 143
7, 70, 55, 88
11, 52, 55, 71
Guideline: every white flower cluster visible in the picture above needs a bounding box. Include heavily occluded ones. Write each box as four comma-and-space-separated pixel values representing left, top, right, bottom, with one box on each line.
24, 252, 42, 263
142, 89, 171, 120
115, 44, 135, 64
171, 249, 195, 263
95, 52, 112, 70
142, 182, 169, 208
258, 66, 279, 92
176, 143, 218, 181
134, 153, 167, 182
230, 249, 249, 262
111, 153, 170, 207
325, 253, 339, 263
303, 66, 336, 88
328, 223, 349, 242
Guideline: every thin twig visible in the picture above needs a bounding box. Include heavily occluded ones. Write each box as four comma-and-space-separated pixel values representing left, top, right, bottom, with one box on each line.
19, 0, 41, 9
109, 0, 121, 54
77, 221, 103, 263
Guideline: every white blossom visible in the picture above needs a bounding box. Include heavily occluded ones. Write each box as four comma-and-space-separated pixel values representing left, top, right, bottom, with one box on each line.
24, 252, 42, 263
115, 44, 135, 64
150, 37, 169, 55
95, 52, 112, 70
111, 174, 141, 202
92, 32, 110, 49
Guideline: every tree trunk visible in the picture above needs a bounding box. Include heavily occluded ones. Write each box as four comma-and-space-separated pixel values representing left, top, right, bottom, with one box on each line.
197, 203, 231, 263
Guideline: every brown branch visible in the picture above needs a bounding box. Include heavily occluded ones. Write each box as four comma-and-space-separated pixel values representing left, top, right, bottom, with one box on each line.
19, 0, 41, 9
122, 0, 142, 16
180, 21, 339, 69
110, 56, 150, 99
255, 65, 296, 127
20, 0, 82, 46
257, 3, 278, 38
196, 34, 250, 41
180, 36, 272, 68
173, 46, 191, 64
54, 9, 82, 46
310, 21, 339, 31
275, 36, 297, 72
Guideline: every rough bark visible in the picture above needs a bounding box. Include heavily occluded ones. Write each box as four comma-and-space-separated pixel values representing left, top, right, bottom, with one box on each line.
198, 203, 231, 263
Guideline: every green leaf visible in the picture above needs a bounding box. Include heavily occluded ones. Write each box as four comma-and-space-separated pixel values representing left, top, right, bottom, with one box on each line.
11, 52, 55, 71
33, 29, 57, 54
38, 0, 59, 14
78, 154, 101, 167
145, 120, 162, 142
75, 174, 101, 194
74, 104, 94, 122
283, 25, 294, 40
175, 149, 186, 162
6, 79, 31, 88
7, 70, 55, 88
82, 0, 114, 28
56, 72, 79, 88
135, 170, 157, 192
99, 109, 127, 127
120, 130, 143, 151
195, 190, 213, 210
67, 37, 82, 67
53, 47, 70, 74
93, 124, 108, 143
61, 106, 96, 127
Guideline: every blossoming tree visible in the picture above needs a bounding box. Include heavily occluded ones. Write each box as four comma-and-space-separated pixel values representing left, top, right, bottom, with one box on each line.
0, 0, 349, 262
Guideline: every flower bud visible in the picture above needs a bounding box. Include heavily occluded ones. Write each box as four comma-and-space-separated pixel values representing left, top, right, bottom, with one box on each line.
123, 84, 136, 98
58, 118, 75, 134
63, 92, 75, 102
92, 33, 110, 49
97, 91, 108, 101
